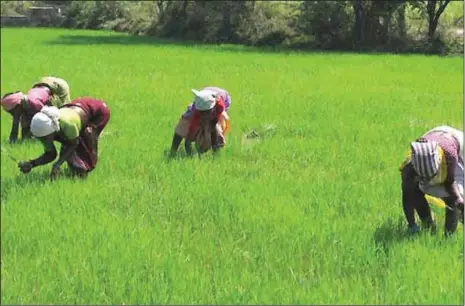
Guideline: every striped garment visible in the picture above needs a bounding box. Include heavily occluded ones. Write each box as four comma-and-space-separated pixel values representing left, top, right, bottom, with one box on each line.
410, 140, 443, 179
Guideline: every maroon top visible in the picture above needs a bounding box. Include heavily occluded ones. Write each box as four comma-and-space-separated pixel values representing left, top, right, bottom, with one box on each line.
62, 97, 111, 136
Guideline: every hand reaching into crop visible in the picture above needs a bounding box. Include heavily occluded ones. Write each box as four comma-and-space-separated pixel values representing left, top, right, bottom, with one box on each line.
50, 164, 60, 181
458, 201, 464, 224
408, 224, 420, 235
18, 161, 33, 174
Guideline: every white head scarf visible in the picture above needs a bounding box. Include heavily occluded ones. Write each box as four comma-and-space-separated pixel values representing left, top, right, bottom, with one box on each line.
192, 89, 217, 111
30, 106, 61, 137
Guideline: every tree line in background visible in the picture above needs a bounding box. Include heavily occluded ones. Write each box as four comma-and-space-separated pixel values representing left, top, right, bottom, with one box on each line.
2, 0, 464, 54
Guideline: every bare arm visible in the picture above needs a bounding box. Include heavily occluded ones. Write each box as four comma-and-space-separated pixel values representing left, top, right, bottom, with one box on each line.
185, 139, 193, 155
9, 114, 20, 143
170, 133, 183, 155
211, 129, 220, 151
444, 155, 463, 205
21, 124, 32, 140
54, 138, 79, 168
401, 163, 418, 228
210, 118, 222, 152
30, 138, 57, 167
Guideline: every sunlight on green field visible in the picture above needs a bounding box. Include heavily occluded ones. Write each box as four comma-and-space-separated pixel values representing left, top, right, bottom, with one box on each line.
0, 28, 463, 304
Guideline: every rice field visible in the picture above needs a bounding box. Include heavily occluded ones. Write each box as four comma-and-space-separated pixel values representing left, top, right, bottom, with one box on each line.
0, 27, 463, 305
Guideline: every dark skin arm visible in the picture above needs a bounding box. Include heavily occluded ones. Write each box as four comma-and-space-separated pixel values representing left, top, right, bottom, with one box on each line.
210, 119, 220, 152
48, 137, 79, 180
9, 115, 20, 143
19, 135, 58, 173
19, 113, 33, 140
21, 123, 32, 140
444, 196, 459, 236
7, 106, 22, 143
185, 116, 199, 156
211, 102, 225, 153
170, 133, 193, 156
401, 163, 418, 228
31, 135, 58, 167
443, 154, 464, 207
185, 139, 193, 155
49, 137, 79, 180
19, 134, 79, 179
170, 133, 183, 155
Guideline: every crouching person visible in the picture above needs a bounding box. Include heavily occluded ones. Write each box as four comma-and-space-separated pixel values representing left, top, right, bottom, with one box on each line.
399, 126, 464, 236
18, 97, 110, 179
171, 87, 231, 156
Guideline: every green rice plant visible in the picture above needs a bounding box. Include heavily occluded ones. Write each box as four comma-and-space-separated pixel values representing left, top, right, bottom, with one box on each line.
0, 28, 463, 305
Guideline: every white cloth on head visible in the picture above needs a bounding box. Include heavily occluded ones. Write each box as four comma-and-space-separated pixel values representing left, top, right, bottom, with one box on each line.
30, 106, 61, 137
192, 88, 217, 111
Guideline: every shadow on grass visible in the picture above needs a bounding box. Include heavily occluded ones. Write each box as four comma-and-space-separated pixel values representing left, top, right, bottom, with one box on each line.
162, 147, 221, 163
41, 33, 452, 57
1, 168, 88, 202
372, 217, 415, 256
1, 171, 49, 203
162, 148, 195, 163
42, 34, 295, 55
42, 33, 384, 56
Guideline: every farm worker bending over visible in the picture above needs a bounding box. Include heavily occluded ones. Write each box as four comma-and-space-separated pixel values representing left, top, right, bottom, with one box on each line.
180, 86, 232, 118
0, 77, 70, 143
170, 87, 231, 156
17, 97, 110, 180
1, 91, 31, 142
399, 125, 464, 236
31, 76, 71, 107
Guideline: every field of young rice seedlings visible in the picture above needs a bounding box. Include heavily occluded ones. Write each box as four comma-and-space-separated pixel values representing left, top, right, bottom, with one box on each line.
0, 28, 463, 304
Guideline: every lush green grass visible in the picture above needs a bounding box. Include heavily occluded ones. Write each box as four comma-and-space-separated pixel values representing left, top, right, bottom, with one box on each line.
1, 28, 463, 304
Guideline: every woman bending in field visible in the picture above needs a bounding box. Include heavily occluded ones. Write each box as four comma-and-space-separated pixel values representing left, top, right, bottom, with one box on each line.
0, 76, 71, 143
1, 91, 31, 142
170, 87, 231, 156
31, 76, 71, 107
18, 97, 110, 179
399, 126, 464, 236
